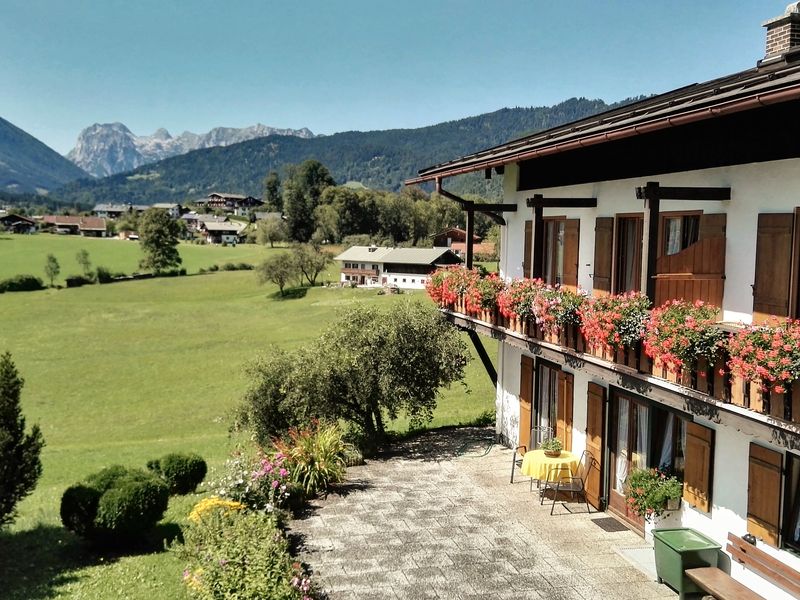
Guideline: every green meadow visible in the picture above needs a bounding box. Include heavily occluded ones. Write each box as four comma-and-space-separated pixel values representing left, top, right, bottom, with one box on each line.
0, 234, 497, 599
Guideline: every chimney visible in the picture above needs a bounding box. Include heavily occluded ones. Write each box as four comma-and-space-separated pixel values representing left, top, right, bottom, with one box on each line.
763, 2, 800, 60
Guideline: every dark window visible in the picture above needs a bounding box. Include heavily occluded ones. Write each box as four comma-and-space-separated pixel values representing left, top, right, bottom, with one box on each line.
663, 215, 700, 256
615, 216, 643, 293
785, 452, 800, 552
543, 219, 566, 285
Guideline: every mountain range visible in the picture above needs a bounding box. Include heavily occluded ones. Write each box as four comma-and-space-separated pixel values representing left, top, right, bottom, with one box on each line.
53, 97, 644, 206
0, 116, 88, 195
66, 122, 317, 177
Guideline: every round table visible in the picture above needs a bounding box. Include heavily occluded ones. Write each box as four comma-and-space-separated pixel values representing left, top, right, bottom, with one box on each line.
520, 449, 579, 482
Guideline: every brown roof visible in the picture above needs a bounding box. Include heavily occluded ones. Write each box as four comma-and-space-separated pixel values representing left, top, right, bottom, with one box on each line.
42, 215, 107, 230
407, 58, 800, 184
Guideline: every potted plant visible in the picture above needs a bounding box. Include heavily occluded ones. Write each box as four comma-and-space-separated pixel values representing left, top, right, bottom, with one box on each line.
625, 468, 683, 521
540, 437, 562, 458
465, 272, 504, 322
579, 291, 651, 357
727, 316, 800, 395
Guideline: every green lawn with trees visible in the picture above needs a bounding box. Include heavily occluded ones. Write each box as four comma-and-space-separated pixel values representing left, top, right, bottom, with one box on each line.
0, 244, 497, 599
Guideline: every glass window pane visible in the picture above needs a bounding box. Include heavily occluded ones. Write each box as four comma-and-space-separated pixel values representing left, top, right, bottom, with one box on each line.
665, 217, 682, 255
615, 397, 630, 493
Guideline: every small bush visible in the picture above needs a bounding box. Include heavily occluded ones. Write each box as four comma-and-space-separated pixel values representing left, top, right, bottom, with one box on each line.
222, 262, 237, 271
65, 274, 94, 288
60, 465, 169, 542
237, 262, 254, 270
210, 449, 292, 512
0, 274, 45, 293
148, 452, 207, 495
96, 266, 113, 283
221, 241, 228, 247
179, 267, 187, 276
208, 264, 219, 272
174, 503, 320, 600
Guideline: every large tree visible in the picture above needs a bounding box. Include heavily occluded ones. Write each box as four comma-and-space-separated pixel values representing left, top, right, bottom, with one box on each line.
256, 253, 298, 296
0, 352, 44, 527
256, 215, 288, 248
138, 208, 182, 273
238, 301, 469, 450
292, 244, 333, 286
282, 160, 335, 242
262, 171, 282, 212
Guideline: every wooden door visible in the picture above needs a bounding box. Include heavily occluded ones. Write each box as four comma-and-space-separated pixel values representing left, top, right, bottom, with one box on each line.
556, 371, 574, 451
562, 219, 580, 290
593, 217, 613, 295
585, 383, 605, 510
523, 220, 533, 278
753, 213, 793, 321
519, 356, 534, 449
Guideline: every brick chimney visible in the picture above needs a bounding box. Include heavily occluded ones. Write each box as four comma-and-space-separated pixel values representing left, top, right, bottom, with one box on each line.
763, 2, 800, 59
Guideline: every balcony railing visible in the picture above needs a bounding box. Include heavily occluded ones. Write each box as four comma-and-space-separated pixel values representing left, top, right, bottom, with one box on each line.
443, 297, 800, 427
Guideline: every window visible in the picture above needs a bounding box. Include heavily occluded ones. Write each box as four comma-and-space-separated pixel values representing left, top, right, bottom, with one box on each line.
785, 453, 800, 552
535, 362, 573, 450
543, 219, 565, 285
662, 214, 700, 256
614, 216, 643, 293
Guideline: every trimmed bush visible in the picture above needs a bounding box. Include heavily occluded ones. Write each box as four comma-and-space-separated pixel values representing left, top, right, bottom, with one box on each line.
65, 274, 94, 288
96, 266, 113, 283
60, 465, 169, 542
0, 274, 45, 293
148, 453, 207, 495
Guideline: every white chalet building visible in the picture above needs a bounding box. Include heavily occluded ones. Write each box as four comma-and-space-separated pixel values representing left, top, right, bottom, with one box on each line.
407, 5, 800, 599
334, 246, 461, 289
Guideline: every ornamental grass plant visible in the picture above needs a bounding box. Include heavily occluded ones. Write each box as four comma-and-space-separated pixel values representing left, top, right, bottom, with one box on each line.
643, 300, 724, 374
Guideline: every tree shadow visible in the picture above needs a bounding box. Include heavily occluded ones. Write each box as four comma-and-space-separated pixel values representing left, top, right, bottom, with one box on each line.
0, 521, 183, 600
270, 286, 308, 300
380, 426, 497, 462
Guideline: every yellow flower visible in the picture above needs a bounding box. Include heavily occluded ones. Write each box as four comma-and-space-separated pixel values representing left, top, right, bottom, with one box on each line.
188, 497, 245, 523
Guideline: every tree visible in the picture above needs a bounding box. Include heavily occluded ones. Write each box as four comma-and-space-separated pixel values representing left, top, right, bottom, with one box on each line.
312, 204, 340, 243
256, 253, 298, 295
292, 244, 333, 286
0, 352, 44, 526
256, 215, 288, 248
238, 301, 469, 451
263, 171, 282, 212
138, 208, 182, 273
76, 249, 92, 278
44, 254, 60, 287
282, 160, 335, 242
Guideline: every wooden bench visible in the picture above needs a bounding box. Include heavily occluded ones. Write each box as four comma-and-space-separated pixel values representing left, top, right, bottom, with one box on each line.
726, 533, 800, 598
684, 568, 765, 600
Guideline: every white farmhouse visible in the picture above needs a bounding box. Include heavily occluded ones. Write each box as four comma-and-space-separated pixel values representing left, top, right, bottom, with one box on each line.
334, 246, 461, 289
407, 5, 800, 599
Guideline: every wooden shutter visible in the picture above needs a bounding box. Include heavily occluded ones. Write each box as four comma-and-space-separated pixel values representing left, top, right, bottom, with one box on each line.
698, 213, 727, 240
556, 371, 574, 451
683, 422, 714, 512
753, 213, 793, 321
747, 444, 783, 546
562, 219, 580, 290
518, 355, 534, 449
593, 217, 613, 296
523, 220, 533, 278
585, 383, 605, 510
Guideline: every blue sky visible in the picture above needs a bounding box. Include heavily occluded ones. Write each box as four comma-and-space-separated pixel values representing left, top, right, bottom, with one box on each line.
0, 0, 777, 154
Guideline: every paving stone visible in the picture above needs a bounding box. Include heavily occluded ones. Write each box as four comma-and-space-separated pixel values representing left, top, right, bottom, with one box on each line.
289, 427, 676, 600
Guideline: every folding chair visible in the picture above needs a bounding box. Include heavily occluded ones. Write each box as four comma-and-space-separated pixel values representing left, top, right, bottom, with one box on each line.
539, 449, 592, 515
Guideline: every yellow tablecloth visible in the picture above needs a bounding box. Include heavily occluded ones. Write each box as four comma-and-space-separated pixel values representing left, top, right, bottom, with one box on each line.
520, 449, 578, 481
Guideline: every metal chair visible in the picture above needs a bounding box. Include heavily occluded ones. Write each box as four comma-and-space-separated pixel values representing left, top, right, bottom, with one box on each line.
510, 426, 553, 484
539, 449, 593, 515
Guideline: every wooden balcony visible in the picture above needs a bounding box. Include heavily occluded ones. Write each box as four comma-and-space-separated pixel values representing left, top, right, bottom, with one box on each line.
342, 267, 380, 277
442, 297, 800, 428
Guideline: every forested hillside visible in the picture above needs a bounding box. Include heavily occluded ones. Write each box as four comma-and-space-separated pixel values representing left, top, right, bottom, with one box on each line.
53, 97, 643, 205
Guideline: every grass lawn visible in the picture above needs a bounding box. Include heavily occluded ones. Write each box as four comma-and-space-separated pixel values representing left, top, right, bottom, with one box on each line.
0, 243, 497, 599
0, 233, 289, 285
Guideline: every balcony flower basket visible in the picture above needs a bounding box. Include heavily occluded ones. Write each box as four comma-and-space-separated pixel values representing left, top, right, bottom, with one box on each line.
532, 285, 587, 338
497, 278, 544, 333
425, 266, 460, 308
625, 468, 683, 521
579, 291, 651, 354
465, 272, 504, 322
644, 300, 724, 379
727, 317, 800, 394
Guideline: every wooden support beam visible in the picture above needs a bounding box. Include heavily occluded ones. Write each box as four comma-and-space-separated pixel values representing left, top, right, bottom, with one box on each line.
526, 195, 598, 208
470, 203, 517, 212
642, 181, 661, 304
437, 183, 507, 225
635, 185, 731, 201
465, 208, 475, 269
466, 328, 497, 387
532, 206, 544, 280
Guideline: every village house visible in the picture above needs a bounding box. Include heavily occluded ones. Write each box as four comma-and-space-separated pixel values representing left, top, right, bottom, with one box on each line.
151, 203, 183, 218
334, 245, 461, 288
432, 227, 495, 258
92, 203, 149, 219
0, 213, 37, 234
407, 5, 800, 599
199, 219, 245, 245
41, 215, 108, 237
198, 192, 263, 217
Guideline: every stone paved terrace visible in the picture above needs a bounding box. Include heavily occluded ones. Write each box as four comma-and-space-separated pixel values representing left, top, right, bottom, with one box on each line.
290, 427, 678, 600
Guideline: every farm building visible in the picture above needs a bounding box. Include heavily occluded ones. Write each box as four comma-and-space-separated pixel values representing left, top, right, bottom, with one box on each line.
335, 246, 461, 289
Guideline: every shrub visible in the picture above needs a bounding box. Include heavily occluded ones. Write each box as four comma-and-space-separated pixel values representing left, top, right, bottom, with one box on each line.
65, 274, 94, 288
60, 465, 169, 542
0, 274, 45, 293
237, 262, 254, 270
148, 452, 207, 495
96, 266, 113, 283
273, 420, 350, 497
179, 267, 187, 276
174, 502, 319, 600
222, 262, 238, 271
208, 264, 219, 272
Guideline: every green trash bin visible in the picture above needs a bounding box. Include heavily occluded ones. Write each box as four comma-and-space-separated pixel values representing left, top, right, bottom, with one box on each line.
652, 528, 720, 599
